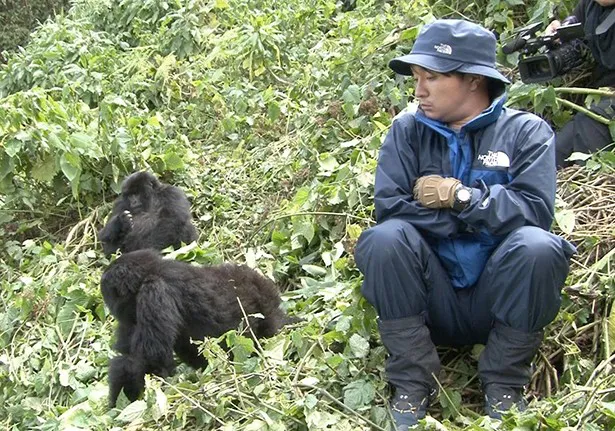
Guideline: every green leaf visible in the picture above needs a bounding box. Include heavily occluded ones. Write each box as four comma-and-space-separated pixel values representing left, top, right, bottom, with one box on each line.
290, 187, 310, 210
606, 303, 615, 357
69, 132, 94, 152
0, 154, 15, 181
343, 379, 375, 410
346, 224, 362, 241
74, 360, 97, 382
59, 366, 71, 387
263, 336, 286, 362
293, 217, 314, 244
56, 301, 79, 336
317, 153, 339, 172
116, 400, 147, 423
348, 333, 369, 358
342, 85, 361, 105
163, 152, 184, 170
567, 152, 592, 162
399, 26, 419, 41
4, 139, 23, 158
60, 152, 81, 182
301, 264, 327, 276
271, 230, 289, 245
305, 394, 318, 409
152, 388, 168, 421
554, 209, 575, 235
601, 401, 615, 419
440, 389, 462, 419
534, 86, 557, 113
226, 332, 255, 363
306, 411, 339, 428
147, 114, 162, 128
31, 154, 57, 182
267, 101, 281, 121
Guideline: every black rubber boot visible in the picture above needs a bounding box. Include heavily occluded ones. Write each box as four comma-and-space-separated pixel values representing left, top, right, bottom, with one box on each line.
478, 322, 543, 419
378, 315, 440, 430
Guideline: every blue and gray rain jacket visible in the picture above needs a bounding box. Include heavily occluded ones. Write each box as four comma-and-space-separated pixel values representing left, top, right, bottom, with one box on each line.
374, 95, 557, 289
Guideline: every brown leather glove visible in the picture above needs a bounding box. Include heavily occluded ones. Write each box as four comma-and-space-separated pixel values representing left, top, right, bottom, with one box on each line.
413, 175, 461, 209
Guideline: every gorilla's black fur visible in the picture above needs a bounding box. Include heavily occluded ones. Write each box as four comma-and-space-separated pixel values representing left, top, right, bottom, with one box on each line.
102, 249, 294, 407
98, 171, 198, 256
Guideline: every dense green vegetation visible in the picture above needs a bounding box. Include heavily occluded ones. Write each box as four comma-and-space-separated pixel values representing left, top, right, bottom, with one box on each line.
0, 0, 613, 429
0, 0, 70, 55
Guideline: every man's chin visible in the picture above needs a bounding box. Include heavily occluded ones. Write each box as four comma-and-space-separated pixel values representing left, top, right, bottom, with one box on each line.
420, 108, 442, 121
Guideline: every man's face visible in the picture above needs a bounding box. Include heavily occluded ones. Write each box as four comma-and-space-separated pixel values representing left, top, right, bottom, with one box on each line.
411, 66, 477, 125
594, 0, 615, 6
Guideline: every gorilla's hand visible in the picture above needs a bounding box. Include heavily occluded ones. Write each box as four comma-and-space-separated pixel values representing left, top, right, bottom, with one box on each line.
120, 210, 134, 232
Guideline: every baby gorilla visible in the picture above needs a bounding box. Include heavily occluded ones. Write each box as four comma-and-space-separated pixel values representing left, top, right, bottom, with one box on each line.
102, 249, 294, 407
98, 171, 198, 256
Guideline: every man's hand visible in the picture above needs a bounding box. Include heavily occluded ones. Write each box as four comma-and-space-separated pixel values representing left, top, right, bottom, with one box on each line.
545, 20, 561, 36
413, 175, 461, 209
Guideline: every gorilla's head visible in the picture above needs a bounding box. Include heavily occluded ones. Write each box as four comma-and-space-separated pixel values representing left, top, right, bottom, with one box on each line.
121, 171, 162, 213
101, 249, 162, 320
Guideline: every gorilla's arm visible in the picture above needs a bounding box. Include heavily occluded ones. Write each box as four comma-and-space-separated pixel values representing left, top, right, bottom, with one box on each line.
113, 321, 135, 354
108, 355, 145, 407
107, 277, 182, 407
99, 211, 133, 256
131, 277, 183, 376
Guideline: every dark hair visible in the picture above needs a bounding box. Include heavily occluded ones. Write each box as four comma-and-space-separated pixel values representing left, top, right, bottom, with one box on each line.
486, 78, 506, 100
444, 71, 505, 100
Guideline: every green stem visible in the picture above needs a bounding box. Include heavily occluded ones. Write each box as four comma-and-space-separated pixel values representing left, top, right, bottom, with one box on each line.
556, 97, 611, 125
554, 87, 615, 97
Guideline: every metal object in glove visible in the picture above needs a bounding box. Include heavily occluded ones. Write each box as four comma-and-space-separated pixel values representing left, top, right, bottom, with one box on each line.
452, 184, 473, 212
413, 175, 461, 209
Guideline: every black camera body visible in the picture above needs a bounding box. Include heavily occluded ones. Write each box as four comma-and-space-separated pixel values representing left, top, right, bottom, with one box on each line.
503, 22, 586, 84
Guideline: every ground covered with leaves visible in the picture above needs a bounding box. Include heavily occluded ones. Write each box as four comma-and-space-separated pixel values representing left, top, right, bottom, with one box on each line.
0, 0, 614, 430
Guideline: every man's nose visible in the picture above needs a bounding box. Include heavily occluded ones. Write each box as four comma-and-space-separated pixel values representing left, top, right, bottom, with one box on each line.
414, 79, 427, 98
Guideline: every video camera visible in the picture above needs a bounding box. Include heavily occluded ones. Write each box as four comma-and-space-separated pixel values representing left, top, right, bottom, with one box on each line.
503, 22, 586, 84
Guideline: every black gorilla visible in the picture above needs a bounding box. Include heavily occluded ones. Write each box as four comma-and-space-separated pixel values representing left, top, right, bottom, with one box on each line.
102, 249, 295, 407
98, 171, 198, 256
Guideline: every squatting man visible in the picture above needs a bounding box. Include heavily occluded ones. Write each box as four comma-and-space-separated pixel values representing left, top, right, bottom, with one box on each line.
354, 19, 576, 429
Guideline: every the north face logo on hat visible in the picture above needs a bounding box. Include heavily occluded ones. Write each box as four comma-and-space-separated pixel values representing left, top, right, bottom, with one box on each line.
434, 43, 452, 55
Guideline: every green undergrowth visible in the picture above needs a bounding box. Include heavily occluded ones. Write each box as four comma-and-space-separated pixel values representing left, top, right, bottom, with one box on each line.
0, 0, 613, 429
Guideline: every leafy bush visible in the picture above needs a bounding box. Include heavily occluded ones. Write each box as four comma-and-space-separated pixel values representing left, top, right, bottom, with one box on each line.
0, 0, 70, 53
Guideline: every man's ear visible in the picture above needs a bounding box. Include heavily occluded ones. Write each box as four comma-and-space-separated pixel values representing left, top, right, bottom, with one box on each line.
467, 74, 486, 91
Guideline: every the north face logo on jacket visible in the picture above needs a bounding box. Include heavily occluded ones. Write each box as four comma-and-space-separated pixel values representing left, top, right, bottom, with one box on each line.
478, 151, 510, 168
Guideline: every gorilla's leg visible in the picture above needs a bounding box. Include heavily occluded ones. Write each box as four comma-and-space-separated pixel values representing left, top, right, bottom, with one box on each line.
108, 355, 145, 408
174, 336, 208, 369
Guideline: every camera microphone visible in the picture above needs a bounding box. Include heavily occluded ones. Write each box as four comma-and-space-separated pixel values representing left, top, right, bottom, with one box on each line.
502, 37, 527, 54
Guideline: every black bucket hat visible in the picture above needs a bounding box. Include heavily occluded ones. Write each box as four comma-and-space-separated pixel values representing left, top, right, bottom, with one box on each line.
389, 19, 510, 84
